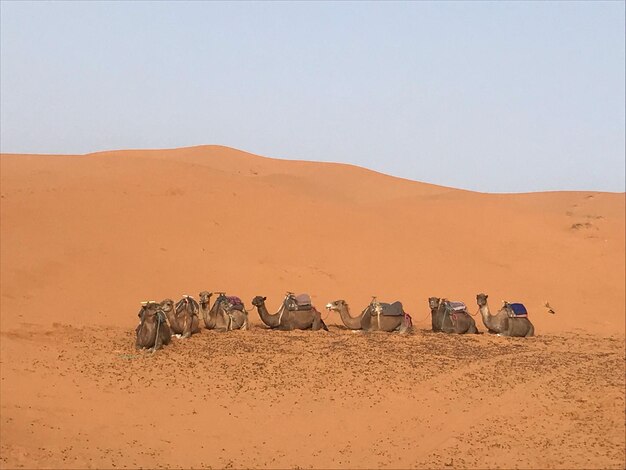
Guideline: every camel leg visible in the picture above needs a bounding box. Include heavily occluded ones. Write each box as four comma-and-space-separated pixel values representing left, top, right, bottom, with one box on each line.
135, 324, 142, 349
312, 312, 322, 331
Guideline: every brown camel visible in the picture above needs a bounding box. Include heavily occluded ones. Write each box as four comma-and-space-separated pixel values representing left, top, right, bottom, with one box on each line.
251, 293, 328, 331
135, 301, 171, 351
476, 293, 535, 337
160, 295, 200, 338
428, 297, 478, 334
325, 298, 413, 333
198, 291, 249, 331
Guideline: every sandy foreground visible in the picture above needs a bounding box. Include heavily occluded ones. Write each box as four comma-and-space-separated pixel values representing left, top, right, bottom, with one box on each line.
1, 145, 624, 469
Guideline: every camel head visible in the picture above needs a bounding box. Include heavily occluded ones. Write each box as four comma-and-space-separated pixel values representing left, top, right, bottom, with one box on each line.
199, 291, 213, 305
159, 299, 175, 313
139, 301, 162, 323
476, 293, 488, 307
325, 300, 347, 312
251, 296, 267, 307
428, 297, 441, 310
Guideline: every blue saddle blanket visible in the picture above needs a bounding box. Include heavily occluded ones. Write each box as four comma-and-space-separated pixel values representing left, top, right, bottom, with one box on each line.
509, 303, 528, 316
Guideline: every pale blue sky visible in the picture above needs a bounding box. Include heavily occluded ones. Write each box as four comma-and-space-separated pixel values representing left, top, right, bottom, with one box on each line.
1, 1, 624, 192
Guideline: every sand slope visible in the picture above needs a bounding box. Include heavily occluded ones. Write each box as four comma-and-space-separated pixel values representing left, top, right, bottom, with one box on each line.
1, 145, 624, 468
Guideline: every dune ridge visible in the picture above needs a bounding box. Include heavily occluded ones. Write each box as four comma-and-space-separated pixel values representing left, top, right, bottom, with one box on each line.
2, 145, 624, 335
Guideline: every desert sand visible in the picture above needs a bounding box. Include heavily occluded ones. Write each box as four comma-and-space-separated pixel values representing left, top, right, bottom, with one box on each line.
1, 145, 624, 469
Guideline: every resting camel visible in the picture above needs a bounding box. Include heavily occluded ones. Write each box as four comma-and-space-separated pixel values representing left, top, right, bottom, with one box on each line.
199, 291, 249, 331
326, 298, 413, 333
135, 301, 171, 350
160, 295, 200, 338
428, 297, 478, 334
251, 293, 328, 331
476, 293, 534, 337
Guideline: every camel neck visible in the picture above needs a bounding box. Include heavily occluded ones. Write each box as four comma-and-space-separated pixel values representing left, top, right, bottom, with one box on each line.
338, 305, 362, 330
431, 306, 441, 330
201, 297, 216, 328
479, 304, 493, 328
257, 302, 280, 328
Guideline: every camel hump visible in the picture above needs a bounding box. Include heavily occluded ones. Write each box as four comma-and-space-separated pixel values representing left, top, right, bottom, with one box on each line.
285, 293, 312, 311
226, 295, 244, 306
445, 301, 468, 313
224, 295, 244, 312
376, 301, 404, 316
217, 294, 245, 312
295, 293, 311, 307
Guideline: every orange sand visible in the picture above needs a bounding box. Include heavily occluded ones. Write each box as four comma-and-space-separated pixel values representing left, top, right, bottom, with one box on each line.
1, 145, 624, 469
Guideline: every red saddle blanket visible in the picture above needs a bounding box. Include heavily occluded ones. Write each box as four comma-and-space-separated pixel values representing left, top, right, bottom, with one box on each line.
227, 296, 243, 307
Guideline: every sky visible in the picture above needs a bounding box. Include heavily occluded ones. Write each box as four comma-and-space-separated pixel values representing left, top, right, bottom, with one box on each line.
1, 1, 624, 193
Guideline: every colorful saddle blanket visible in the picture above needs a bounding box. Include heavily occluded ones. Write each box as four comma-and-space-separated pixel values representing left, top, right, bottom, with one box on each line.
506, 302, 528, 318
227, 296, 244, 308
444, 301, 468, 313
369, 301, 404, 317
216, 294, 245, 311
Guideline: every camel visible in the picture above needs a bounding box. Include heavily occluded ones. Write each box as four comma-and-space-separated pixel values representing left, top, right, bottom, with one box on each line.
325, 298, 413, 333
160, 295, 200, 338
428, 297, 478, 334
251, 293, 328, 331
476, 293, 535, 337
198, 291, 249, 331
135, 301, 171, 351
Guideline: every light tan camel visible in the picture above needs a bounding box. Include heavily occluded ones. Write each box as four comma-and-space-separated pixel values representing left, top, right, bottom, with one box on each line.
476, 293, 534, 337
160, 295, 200, 338
428, 297, 478, 334
199, 291, 248, 331
326, 299, 413, 333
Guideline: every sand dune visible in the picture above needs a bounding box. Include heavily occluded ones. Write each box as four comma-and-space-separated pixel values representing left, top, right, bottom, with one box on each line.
1, 145, 624, 468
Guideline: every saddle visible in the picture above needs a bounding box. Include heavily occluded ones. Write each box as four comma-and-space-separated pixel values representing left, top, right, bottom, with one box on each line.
215, 294, 245, 312
368, 298, 404, 317
285, 293, 312, 311
176, 295, 199, 316
504, 302, 528, 318
444, 301, 468, 313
